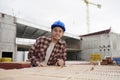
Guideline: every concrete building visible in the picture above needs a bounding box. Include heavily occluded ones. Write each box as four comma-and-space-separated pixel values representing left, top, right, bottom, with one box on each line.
80, 28, 120, 61
0, 13, 80, 62
0, 13, 16, 61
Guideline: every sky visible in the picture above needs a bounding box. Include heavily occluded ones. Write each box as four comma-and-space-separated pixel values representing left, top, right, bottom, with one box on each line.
0, 0, 120, 36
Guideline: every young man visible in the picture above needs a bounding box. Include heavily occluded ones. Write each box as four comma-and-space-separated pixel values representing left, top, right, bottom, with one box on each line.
28, 21, 67, 67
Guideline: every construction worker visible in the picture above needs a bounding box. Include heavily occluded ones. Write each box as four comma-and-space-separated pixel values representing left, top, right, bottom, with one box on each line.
28, 21, 67, 67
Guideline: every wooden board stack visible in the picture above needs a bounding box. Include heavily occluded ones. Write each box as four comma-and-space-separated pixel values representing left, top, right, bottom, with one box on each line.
0, 64, 120, 80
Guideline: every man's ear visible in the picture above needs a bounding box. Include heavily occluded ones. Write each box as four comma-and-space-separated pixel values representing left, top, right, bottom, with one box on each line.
51, 29, 52, 32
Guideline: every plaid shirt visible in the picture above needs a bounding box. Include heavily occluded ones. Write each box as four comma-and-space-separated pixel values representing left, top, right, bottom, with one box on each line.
28, 36, 67, 67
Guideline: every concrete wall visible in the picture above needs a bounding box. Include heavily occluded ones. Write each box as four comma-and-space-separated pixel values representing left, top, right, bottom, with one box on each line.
0, 13, 16, 61
110, 33, 120, 57
80, 32, 120, 61
16, 51, 29, 62
80, 34, 111, 61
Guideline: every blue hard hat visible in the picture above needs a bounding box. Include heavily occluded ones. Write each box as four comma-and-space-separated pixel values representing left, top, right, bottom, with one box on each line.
51, 20, 65, 32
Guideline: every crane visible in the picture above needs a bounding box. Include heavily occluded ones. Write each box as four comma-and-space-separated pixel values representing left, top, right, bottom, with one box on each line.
83, 0, 101, 33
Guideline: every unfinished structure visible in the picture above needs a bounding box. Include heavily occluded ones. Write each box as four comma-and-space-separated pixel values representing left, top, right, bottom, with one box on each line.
0, 13, 16, 61
80, 28, 120, 61
0, 13, 80, 62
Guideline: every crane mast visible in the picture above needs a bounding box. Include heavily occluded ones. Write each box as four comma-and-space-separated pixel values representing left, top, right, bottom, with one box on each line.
83, 0, 101, 33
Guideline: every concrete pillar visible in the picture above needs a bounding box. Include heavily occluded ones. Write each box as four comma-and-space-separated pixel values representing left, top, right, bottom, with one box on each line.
0, 13, 16, 61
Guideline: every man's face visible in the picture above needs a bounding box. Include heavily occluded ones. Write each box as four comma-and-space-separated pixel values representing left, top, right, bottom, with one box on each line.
51, 27, 64, 40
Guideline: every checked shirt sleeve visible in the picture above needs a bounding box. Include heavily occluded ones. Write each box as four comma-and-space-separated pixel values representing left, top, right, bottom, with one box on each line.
28, 37, 41, 66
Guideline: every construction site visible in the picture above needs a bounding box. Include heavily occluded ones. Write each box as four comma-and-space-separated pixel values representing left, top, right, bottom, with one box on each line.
0, 0, 120, 80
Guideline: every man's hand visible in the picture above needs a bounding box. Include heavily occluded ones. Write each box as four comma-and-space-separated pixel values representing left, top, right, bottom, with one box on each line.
38, 62, 48, 67
56, 59, 65, 67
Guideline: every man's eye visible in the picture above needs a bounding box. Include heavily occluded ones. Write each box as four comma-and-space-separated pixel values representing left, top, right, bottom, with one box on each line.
59, 31, 62, 33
